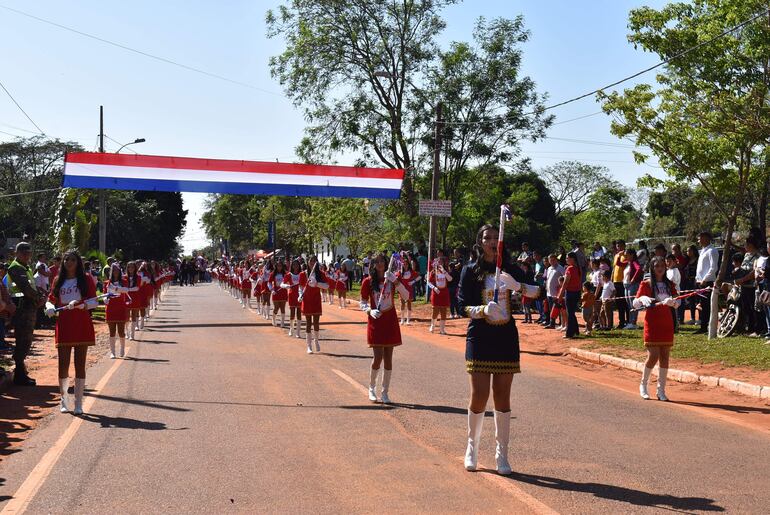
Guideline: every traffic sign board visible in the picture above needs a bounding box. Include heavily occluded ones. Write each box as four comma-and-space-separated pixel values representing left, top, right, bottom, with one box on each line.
419, 200, 452, 217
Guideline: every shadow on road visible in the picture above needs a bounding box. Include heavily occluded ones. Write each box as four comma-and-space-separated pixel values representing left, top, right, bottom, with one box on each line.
123, 357, 170, 364
85, 393, 191, 412
0, 476, 9, 502
0, 385, 59, 458
521, 350, 566, 357
139, 340, 178, 345
319, 321, 367, 326
672, 400, 770, 415
390, 402, 502, 417
149, 323, 271, 329
319, 353, 370, 359
503, 471, 725, 512
79, 413, 184, 431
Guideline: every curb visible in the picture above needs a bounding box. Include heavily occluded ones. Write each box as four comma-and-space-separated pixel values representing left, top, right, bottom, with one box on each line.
568, 347, 770, 401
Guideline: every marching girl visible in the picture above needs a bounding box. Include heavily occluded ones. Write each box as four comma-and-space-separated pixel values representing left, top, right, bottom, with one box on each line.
397, 257, 418, 325
125, 261, 143, 340
457, 224, 539, 475
360, 254, 410, 404
151, 261, 163, 310
137, 261, 153, 326
632, 256, 680, 401
104, 263, 130, 358
44, 250, 98, 415
259, 261, 273, 319
299, 255, 329, 354
328, 264, 337, 305
336, 263, 349, 308
240, 260, 253, 309
319, 264, 331, 304
427, 256, 452, 334
269, 260, 288, 327
284, 259, 303, 338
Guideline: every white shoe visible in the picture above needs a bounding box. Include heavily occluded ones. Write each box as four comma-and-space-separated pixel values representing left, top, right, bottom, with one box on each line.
494, 410, 512, 475
464, 410, 484, 471
306, 334, 313, 354
381, 370, 392, 404
429, 323, 435, 333
74, 378, 85, 415
400, 317, 404, 325
657, 368, 669, 401
59, 377, 69, 413
439, 320, 446, 335
640, 367, 652, 400
369, 368, 379, 402
624, 323, 637, 330
108, 336, 116, 359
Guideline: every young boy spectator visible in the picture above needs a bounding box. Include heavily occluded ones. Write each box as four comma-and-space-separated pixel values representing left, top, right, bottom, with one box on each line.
599, 270, 616, 330
581, 281, 596, 336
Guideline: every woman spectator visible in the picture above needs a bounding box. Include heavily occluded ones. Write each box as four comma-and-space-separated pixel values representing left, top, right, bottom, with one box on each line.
557, 252, 583, 339
623, 248, 644, 329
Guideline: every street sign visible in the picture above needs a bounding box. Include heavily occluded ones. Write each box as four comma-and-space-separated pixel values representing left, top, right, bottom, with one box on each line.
419, 200, 452, 217
267, 221, 276, 249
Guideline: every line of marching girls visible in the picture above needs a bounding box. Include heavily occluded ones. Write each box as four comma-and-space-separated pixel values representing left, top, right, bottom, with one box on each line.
42, 252, 175, 415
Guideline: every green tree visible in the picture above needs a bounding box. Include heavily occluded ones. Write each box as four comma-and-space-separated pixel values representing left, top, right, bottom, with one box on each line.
600, 0, 770, 338
539, 161, 614, 217
504, 172, 560, 253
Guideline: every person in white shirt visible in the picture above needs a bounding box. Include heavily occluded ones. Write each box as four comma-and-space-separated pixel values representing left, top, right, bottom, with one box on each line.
544, 254, 564, 328
591, 242, 607, 261
694, 232, 719, 334
599, 270, 616, 329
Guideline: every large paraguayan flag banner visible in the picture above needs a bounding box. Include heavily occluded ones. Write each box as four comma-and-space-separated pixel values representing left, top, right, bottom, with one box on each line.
63, 153, 404, 199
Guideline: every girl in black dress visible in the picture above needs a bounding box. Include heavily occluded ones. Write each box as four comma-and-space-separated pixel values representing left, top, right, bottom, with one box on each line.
458, 224, 538, 475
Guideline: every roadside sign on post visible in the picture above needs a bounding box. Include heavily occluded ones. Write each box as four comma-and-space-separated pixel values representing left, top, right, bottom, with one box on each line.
267, 221, 276, 249
419, 200, 452, 217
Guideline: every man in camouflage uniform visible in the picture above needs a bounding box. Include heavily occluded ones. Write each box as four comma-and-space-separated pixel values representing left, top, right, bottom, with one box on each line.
8, 242, 43, 386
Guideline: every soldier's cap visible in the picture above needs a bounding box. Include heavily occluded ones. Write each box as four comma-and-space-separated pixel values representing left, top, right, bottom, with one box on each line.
16, 242, 32, 253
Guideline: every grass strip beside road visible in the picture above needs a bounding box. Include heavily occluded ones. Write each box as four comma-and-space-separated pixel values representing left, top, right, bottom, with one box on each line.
585, 325, 770, 370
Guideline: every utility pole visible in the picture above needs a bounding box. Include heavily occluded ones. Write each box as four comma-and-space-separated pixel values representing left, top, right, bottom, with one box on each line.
427, 102, 443, 268
98, 105, 106, 255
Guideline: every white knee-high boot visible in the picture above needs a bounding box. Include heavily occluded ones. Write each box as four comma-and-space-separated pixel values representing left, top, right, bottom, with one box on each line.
119, 336, 126, 358
464, 410, 484, 471
295, 320, 302, 339
640, 366, 653, 400
59, 377, 70, 413
108, 336, 116, 359
280, 312, 285, 329
74, 378, 85, 415
439, 318, 446, 335
429, 319, 435, 332
406, 309, 411, 325
313, 330, 321, 352
306, 333, 313, 354
381, 369, 392, 404
494, 410, 512, 475
368, 368, 379, 402
657, 368, 669, 401
288, 318, 294, 336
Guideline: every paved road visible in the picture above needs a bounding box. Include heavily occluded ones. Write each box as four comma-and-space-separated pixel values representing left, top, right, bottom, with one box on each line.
1, 284, 768, 514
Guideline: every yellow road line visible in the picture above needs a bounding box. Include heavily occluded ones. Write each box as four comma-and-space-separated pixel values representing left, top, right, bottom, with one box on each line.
330, 367, 560, 515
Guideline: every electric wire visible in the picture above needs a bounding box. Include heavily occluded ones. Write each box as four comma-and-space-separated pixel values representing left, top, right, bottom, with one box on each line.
0, 78, 46, 134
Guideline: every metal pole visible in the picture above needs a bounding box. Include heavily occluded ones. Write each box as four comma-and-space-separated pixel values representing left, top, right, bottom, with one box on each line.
98, 105, 106, 255
427, 102, 443, 268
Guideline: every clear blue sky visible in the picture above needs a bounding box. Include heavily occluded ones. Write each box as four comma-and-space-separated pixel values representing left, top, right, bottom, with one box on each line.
0, 0, 667, 253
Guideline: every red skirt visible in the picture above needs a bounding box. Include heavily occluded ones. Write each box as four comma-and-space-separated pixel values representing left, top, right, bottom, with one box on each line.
55, 309, 96, 348
141, 284, 153, 307
430, 286, 450, 307
105, 294, 128, 323
367, 307, 402, 347
288, 286, 300, 308
301, 286, 323, 316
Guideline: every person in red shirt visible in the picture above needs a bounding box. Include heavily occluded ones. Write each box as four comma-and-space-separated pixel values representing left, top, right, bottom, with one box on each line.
557, 252, 583, 338
44, 250, 97, 415
299, 256, 330, 353
632, 257, 681, 401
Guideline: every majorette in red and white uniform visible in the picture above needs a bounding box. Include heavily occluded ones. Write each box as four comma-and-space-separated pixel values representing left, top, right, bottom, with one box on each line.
268, 268, 288, 327
427, 263, 453, 334
104, 267, 132, 358
299, 267, 329, 353
47, 277, 97, 348
283, 271, 303, 339
397, 268, 419, 324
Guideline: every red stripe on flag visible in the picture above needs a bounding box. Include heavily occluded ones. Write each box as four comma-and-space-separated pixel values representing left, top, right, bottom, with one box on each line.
496, 241, 504, 270
64, 152, 405, 180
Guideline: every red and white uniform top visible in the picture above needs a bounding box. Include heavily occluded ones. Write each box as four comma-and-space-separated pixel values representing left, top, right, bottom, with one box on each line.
104, 278, 130, 323
285, 272, 301, 307
48, 278, 97, 347
269, 271, 288, 302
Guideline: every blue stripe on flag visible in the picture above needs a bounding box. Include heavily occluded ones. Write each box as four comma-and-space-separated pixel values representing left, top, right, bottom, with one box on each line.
63, 176, 401, 199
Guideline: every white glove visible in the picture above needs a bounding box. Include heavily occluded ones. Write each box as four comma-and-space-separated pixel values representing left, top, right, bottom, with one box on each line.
432, 286, 440, 294
359, 301, 370, 312
280, 283, 290, 289
384, 272, 397, 283
308, 277, 317, 287
483, 301, 506, 321
499, 272, 522, 293
369, 309, 382, 320
45, 302, 56, 317
66, 300, 78, 310
662, 297, 678, 308
632, 295, 653, 310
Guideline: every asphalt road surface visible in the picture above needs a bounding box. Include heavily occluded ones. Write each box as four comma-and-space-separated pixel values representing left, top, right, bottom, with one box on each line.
1, 283, 768, 514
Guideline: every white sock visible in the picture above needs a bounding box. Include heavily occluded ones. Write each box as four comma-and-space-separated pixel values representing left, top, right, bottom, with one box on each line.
119, 336, 126, 357
108, 336, 116, 358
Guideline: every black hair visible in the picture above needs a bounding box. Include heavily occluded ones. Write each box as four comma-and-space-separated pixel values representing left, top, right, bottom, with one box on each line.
53, 250, 88, 300
290, 259, 301, 274
648, 256, 673, 293
583, 281, 593, 290
126, 261, 139, 288
368, 253, 387, 292
470, 224, 507, 282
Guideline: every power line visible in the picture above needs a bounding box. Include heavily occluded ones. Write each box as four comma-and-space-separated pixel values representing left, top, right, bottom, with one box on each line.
105, 135, 139, 154
0, 187, 62, 199
0, 78, 46, 134
442, 7, 770, 126
0, 3, 284, 97
552, 111, 604, 125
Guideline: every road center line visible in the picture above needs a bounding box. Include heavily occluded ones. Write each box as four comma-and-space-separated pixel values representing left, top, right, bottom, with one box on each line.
2, 341, 134, 514
330, 368, 560, 515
